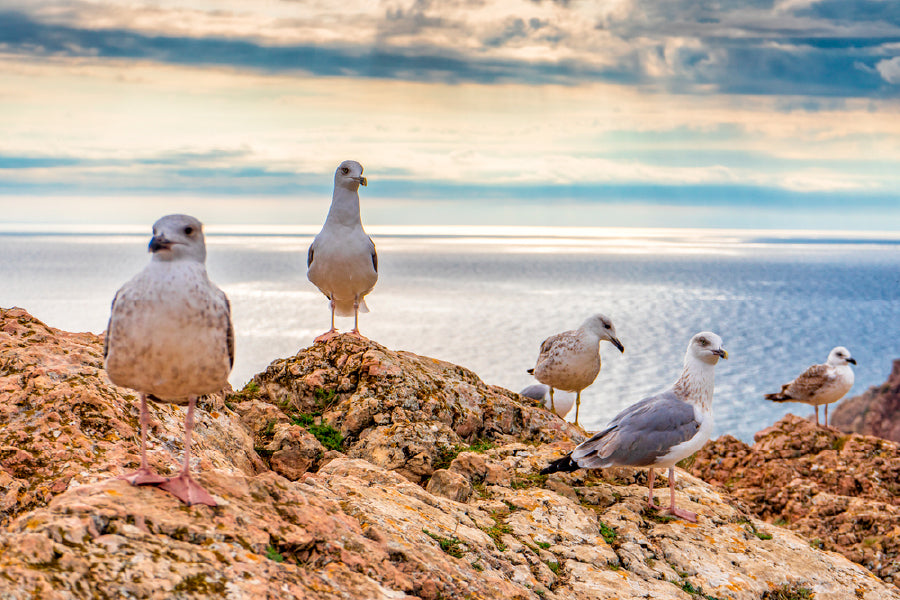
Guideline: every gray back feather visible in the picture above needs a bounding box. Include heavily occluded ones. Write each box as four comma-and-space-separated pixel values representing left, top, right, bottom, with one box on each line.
572, 390, 700, 468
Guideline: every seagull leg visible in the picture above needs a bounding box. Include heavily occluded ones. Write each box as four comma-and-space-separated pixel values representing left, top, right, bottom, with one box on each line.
814, 406, 820, 427
646, 468, 665, 511
665, 467, 698, 522
549, 388, 556, 414
348, 296, 368, 340
573, 391, 581, 427
824, 404, 828, 427
120, 394, 167, 486
159, 396, 217, 507
315, 296, 339, 342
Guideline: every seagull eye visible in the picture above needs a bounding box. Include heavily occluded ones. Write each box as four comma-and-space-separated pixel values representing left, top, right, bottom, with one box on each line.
698, 338, 708, 346
341, 167, 349, 175
184, 226, 194, 235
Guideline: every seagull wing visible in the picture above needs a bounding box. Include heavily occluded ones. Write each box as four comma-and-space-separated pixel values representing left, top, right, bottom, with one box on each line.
784, 364, 833, 400
307, 243, 315, 268
572, 390, 700, 468
371, 238, 378, 273
224, 293, 235, 369
103, 290, 121, 360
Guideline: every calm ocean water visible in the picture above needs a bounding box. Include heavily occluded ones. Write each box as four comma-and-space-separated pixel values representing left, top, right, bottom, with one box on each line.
2, 226, 898, 442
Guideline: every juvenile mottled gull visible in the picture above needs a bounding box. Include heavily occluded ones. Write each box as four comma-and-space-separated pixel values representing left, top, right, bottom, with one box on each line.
527, 313, 624, 427
307, 160, 377, 342
542, 332, 728, 522
104, 214, 233, 507
764, 346, 855, 427
519, 383, 577, 419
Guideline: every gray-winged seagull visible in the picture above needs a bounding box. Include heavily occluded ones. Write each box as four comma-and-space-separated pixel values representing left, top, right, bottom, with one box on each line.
527, 313, 624, 427
542, 332, 728, 522
520, 383, 577, 419
307, 160, 378, 342
764, 346, 855, 427
104, 214, 233, 507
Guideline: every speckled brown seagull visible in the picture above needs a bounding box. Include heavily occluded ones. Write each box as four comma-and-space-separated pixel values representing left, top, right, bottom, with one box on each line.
764, 346, 855, 427
104, 214, 233, 507
542, 332, 728, 522
528, 313, 624, 427
307, 160, 378, 342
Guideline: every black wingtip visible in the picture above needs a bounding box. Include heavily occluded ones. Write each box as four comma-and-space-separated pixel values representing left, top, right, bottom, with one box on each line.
764, 393, 790, 402
526, 368, 535, 375
540, 454, 581, 475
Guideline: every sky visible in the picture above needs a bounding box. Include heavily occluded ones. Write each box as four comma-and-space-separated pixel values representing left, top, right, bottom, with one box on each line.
1, 0, 900, 229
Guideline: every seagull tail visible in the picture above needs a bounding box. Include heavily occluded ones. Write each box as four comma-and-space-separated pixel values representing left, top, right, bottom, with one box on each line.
764, 384, 793, 402
540, 454, 581, 475
526, 368, 535, 375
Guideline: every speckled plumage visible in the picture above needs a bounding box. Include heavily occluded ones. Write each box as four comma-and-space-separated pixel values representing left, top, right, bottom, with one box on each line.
529, 313, 624, 426
765, 346, 855, 426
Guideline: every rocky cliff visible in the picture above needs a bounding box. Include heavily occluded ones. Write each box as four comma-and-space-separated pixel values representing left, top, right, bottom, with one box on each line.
1, 307, 898, 600
830, 359, 900, 443
690, 414, 900, 588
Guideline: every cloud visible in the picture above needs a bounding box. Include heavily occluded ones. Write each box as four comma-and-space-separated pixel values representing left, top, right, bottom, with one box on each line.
876, 56, 900, 83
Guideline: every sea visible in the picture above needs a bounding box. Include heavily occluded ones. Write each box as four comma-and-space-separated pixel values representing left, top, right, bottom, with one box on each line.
2, 225, 898, 443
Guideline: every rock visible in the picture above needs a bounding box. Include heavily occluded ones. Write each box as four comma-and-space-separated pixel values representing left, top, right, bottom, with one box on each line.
235, 334, 584, 484
691, 414, 900, 587
0, 307, 265, 527
831, 359, 900, 442
426, 469, 473, 503
2, 308, 899, 600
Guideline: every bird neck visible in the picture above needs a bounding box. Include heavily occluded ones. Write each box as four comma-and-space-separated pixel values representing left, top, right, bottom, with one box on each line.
324, 188, 363, 228
673, 356, 716, 412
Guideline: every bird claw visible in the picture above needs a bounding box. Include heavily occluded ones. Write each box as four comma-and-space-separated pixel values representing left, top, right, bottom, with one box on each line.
667, 506, 698, 523
347, 329, 368, 340
158, 473, 217, 506
120, 467, 168, 487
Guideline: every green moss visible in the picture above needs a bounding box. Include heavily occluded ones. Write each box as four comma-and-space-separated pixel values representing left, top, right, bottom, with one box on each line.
173, 573, 226, 595
288, 412, 345, 451
762, 583, 815, 600
471, 561, 484, 572
483, 513, 512, 551
314, 387, 337, 408
468, 439, 495, 453
433, 445, 466, 471
536, 541, 551, 550
547, 561, 560, 575
423, 528, 465, 558
265, 545, 284, 563
599, 522, 617, 545
510, 473, 548, 489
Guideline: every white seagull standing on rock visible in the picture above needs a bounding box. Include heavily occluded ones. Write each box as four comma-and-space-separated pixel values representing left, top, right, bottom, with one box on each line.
542, 332, 728, 522
764, 346, 856, 427
104, 214, 233, 507
528, 313, 624, 427
307, 160, 378, 342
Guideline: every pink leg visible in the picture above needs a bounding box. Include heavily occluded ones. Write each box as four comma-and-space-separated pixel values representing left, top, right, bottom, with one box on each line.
159, 396, 217, 506
120, 394, 167, 486
646, 468, 664, 510
814, 406, 820, 427
348, 297, 368, 339
665, 467, 697, 522
314, 296, 339, 342
824, 404, 828, 427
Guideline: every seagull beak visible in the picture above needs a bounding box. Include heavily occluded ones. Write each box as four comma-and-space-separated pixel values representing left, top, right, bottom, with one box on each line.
848, 357, 857, 365
148, 235, 173, 253
358, 176, 368, 187
713, 348, 729, 360
610, 337, 625, 353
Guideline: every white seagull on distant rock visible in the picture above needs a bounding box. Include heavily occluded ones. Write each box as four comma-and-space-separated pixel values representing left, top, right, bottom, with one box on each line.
104, 214, 233, 507
307, 160, 378, 342
764, 346, 856, 427
528, 313, 624, 427
542, 332, 728, 522
519, 383, 577, 419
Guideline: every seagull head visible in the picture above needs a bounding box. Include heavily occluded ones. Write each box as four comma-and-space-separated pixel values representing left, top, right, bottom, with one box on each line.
148, 214, 206, 263
581, 313, 625, 353
687, 332, 728, 366
827, 346, 856, 366
334, 160, 367, 190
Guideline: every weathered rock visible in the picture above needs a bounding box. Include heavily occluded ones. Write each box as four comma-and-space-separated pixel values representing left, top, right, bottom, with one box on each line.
2, 308, 899, 600
425, 469, 473, 503
832, 359, 900, 442
0, 307, 265, 527
691, 414, 900, 587
235, 334, 584, 483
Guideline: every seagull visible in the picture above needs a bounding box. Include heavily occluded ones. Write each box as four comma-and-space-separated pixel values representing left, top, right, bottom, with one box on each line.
307, 160, 378, 342
541, 332, 728, 522
519, 383, 577, 419
527, 313, 624, 427
104, 214, 233, 507
764, 346, 856, 427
